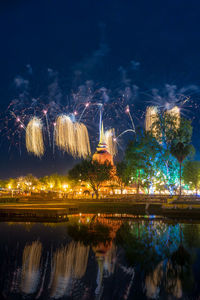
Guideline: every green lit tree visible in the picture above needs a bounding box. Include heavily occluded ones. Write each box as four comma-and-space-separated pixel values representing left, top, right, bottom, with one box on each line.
125, 131, 162, 194
182, 161, 200, 195
68, 159, 112, 199
152, 114, 195, 195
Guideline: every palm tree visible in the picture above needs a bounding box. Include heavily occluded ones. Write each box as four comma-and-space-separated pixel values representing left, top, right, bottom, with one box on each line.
170, 142, 195, 195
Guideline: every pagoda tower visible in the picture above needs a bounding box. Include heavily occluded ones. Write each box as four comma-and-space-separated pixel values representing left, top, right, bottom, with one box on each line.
92, 122, 114, 166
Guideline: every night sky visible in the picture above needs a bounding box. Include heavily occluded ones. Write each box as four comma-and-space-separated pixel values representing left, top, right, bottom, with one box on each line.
1, 0, 200, 179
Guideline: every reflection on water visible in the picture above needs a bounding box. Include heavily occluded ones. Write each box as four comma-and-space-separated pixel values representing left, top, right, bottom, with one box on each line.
0, 215, 200, 299
21, 241, 42, 295
145, 261, 163, 299
94, 244, 116, 299
145, 259, 183, 299
50, 242, 89, 299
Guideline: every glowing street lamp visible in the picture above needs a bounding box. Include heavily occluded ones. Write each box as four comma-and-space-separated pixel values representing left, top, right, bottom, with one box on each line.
62, 184, 68, 189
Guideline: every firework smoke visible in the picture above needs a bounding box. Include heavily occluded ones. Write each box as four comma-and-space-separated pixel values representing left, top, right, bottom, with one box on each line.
55, 114, 91, 158
26, 117, 44, 157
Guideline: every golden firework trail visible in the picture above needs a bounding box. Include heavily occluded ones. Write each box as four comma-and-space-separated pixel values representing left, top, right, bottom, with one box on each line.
145, 106, 159, 133
26, 117, 44, 157
166, 105, 180, 128
55, 114, 91, 158
105, 128, 117, 156
75, 122, 91, 158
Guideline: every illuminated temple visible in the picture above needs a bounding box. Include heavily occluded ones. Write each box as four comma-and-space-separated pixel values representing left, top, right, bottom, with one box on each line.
91, 121, 136, 195
92, 122, 114, 166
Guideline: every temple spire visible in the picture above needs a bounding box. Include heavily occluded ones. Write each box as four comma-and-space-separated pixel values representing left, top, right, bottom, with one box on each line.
99, 121, 105, 144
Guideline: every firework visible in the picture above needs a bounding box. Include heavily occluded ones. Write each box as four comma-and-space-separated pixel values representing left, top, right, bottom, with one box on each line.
145, 106, 161, 142
166, 105, 180, 128
145, 106, 159, 132
26, 117, 44, 157
75, 122, 91, 158
4, 69, 141, 156
105, 128, 117, 156
43, 109, 51, 146
55, 115, 76, 154
125, 105, 135, 131
55, 114, 91, 158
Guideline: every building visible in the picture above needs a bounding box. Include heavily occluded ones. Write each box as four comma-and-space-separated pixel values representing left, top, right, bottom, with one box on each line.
92, 122, 114, 166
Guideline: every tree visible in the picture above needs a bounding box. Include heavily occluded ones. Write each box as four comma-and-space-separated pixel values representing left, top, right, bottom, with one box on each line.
40, 173, 67, 191
68, 159, 112, 199
152, 113, 193, 147
116, 161, 130, 194
153, 114, 195, 195
170, 142, 195, 195
125, 131, 162, 194
24, 174, 39, 190
182, 161, 200, 195
0, 179, 8, 189
7, 178, 17, 190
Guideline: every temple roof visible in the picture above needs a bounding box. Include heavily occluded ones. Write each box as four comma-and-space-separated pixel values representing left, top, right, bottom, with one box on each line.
93, 121, 114, 165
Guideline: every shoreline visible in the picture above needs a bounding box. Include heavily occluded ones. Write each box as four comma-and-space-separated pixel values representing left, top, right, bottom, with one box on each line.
1, 197, 200, 222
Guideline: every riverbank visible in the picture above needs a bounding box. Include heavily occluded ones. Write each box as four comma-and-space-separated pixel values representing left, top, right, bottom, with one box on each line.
1, 196, 200, 222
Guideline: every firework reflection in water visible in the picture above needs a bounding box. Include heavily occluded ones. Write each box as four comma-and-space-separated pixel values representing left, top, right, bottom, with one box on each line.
21, 241, 42, 295
50, 241, 89, 299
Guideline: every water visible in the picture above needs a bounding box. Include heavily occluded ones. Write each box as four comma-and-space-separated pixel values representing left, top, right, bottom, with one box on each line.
0, 214, 200, 299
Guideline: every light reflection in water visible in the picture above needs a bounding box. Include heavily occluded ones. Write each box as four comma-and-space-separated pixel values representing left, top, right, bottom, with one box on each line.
94, 244, 116, 298
145, 260, 183, 299
50, 241, 89, 299
145, 261, 163, 299
0, 216, 199, 299
21, 241, 42, 295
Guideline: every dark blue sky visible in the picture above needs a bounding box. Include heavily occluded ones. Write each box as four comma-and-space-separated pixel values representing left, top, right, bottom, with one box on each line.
1, 0, 200, 178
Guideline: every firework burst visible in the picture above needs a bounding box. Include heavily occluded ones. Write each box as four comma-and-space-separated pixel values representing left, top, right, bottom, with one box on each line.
26, 117, 44, 157
105, 128, 117, 156
55, 115, 91, 158
145, 106, 159, 133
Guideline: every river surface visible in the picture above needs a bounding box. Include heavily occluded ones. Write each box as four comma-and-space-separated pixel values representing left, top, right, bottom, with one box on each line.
0, 214, 200, 299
